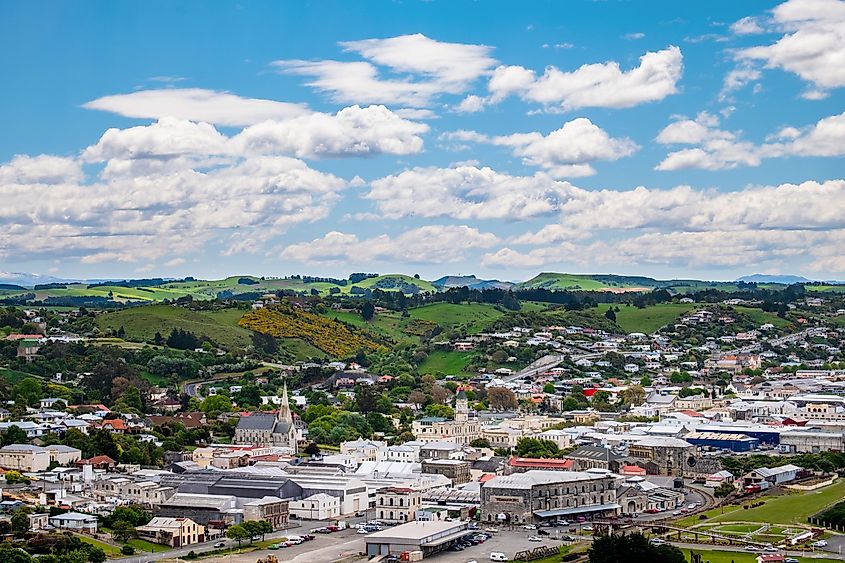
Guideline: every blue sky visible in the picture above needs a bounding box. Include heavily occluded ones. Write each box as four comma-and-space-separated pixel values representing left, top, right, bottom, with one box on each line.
1, 0, 844, 282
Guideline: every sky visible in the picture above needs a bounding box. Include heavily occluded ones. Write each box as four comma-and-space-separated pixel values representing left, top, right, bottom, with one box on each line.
1, 0, 844, 282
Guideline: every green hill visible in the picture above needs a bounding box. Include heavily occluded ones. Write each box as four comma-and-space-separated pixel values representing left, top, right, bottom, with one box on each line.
95, 304, 253, 350
517, 273, 653, 291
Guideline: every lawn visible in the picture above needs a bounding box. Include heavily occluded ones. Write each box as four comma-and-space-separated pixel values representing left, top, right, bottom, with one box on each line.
95, 304, 253, 351
733, 306, 793, 329
126, 538, 171, 553
708, 479, 845, 525
593, 303, 698, 334
409, 302, 506, 334
277, 337, 327, 361
0, 367, 42, 383
75, 535, 123, 557
417, 350, 474, 375
518, 273, 620, 291
684, 548, 841, 563
328, 309, 410, 342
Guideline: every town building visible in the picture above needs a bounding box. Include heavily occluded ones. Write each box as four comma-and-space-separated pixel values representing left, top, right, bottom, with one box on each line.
375, 486, 422, 524
233, 384, 299, 452
480, 470, 618, 524
136, 517, 205, 547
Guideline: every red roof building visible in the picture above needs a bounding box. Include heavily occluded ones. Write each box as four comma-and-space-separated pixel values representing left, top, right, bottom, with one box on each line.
506, 457, 574, 473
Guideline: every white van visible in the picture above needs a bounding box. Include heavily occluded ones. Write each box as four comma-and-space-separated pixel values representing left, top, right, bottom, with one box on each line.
490, 553, 507, 562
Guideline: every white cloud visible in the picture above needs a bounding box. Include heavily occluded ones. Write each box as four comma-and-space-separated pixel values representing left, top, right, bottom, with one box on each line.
444, 118, 638, 177
232, 105, 429, 158
736, 0, 845, 94
273, 34, 496, 107
455, 94, 488, 113
83, 88, 310, 127
719, 65, 762, 101
280, 225, 499, 264
730, 16, 766, 35
656, 110, 845, 170
82, 105, 429, 169
0, 152, 346, 265
0, 154, 83, 185
485, 46, 683, 110
366, 165, 580, 220
623, 32, 646, 40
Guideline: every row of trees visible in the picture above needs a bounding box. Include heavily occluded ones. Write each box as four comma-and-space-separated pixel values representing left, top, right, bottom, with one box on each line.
225, 521, 273, 546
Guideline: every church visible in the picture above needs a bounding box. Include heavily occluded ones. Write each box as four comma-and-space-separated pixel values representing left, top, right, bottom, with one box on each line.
233, 383, 299, 452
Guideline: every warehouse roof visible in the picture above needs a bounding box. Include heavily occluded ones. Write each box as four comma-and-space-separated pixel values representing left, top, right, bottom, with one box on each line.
484, 470, 611, 490
685, 431, 757, 441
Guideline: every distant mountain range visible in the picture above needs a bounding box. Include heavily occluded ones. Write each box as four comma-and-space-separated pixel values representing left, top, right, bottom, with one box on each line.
432, 275, 514, 290
735, 274, 812, 284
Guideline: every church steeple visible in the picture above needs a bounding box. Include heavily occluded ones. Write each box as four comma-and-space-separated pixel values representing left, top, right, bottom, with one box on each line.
278, 381, 293, 425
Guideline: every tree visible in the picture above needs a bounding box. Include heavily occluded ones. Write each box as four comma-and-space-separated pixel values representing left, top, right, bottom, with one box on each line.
487, 387, 518, 411
714, 481, 736, 498
4, 470, 29, 485
201, 395, 233, 414
588, 532, 684, 563
604, 308, 617, 322
361, 301, 375, 321
153, 331, 164, 346
226, 524, 249, 547
12, 377, 42, 407
11, 510, 30, 536
2, 424, 29, 446
515, 438, 561, 459
241, 520, 263, 543
543, 383, 556, 394
470, 438, 491, 448
304, 442, 321, 456
0, 546, 32, 563
121, 546, 135, 556
111, 520, 136, 542
620, 385, 646, 407
430, 384, 449, 405
408, 390, 426, 408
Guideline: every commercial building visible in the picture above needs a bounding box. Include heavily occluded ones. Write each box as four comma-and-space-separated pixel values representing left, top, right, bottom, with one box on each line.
288, 493, 340, 520
243, 496, 289, 529
364, 520, 469, 558
375, 487, 422, 524
0, 444, 81, 472
480, 470, 618, 524
741, 464, 803, 487
411, 393, 479, 445
684, 431, 760, 452
136, 517, 205, 547
420, 459, 471, 486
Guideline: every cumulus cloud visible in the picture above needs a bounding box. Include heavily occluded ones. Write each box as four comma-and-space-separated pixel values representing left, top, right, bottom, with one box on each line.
82, 105, 428, 171
366, 165, 580, 220
231, 105, 429, 158
730, 16, 767, 35
83, 88, 310, 127
0, 149, 346, 265
484, 46, 683, 110
656, 110, 845, 170
443, 118, 638, 177
279, 225, 499, 264
0, 154, 84, 185
273, 34, 496, 107
735, 0, 845, 95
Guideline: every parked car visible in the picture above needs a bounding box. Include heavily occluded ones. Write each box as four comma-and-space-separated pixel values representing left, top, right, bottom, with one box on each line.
812, 540, 828, 547
213, 542, 226, 548
490, 553, 507, 562
582, 525, 594, 532
528, 536, 542, 542
538, 529, 550, 536
522, 524, 537, 530
745, 546, 759, 552
649, 538, 666, 545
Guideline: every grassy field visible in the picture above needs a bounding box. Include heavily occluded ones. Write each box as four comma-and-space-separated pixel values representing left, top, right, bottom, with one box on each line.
806, 284, 845, 293
684, 548, 840, 563
75, 535, 123, 557
95, 304, 253, 350
328, 309, 411, 341
409, 302, 505, 334
277, 337, 327, 361
517, 272, 628, 291
126, 538, 171, 553
733, 306, 793, 329
679, 480, 845, 527
0, 367, 42, 382
593, 303, 698, 334
417, 350, 474, 375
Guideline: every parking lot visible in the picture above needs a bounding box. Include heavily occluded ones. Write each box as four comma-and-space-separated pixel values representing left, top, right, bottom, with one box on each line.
430, 527, 586, 563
